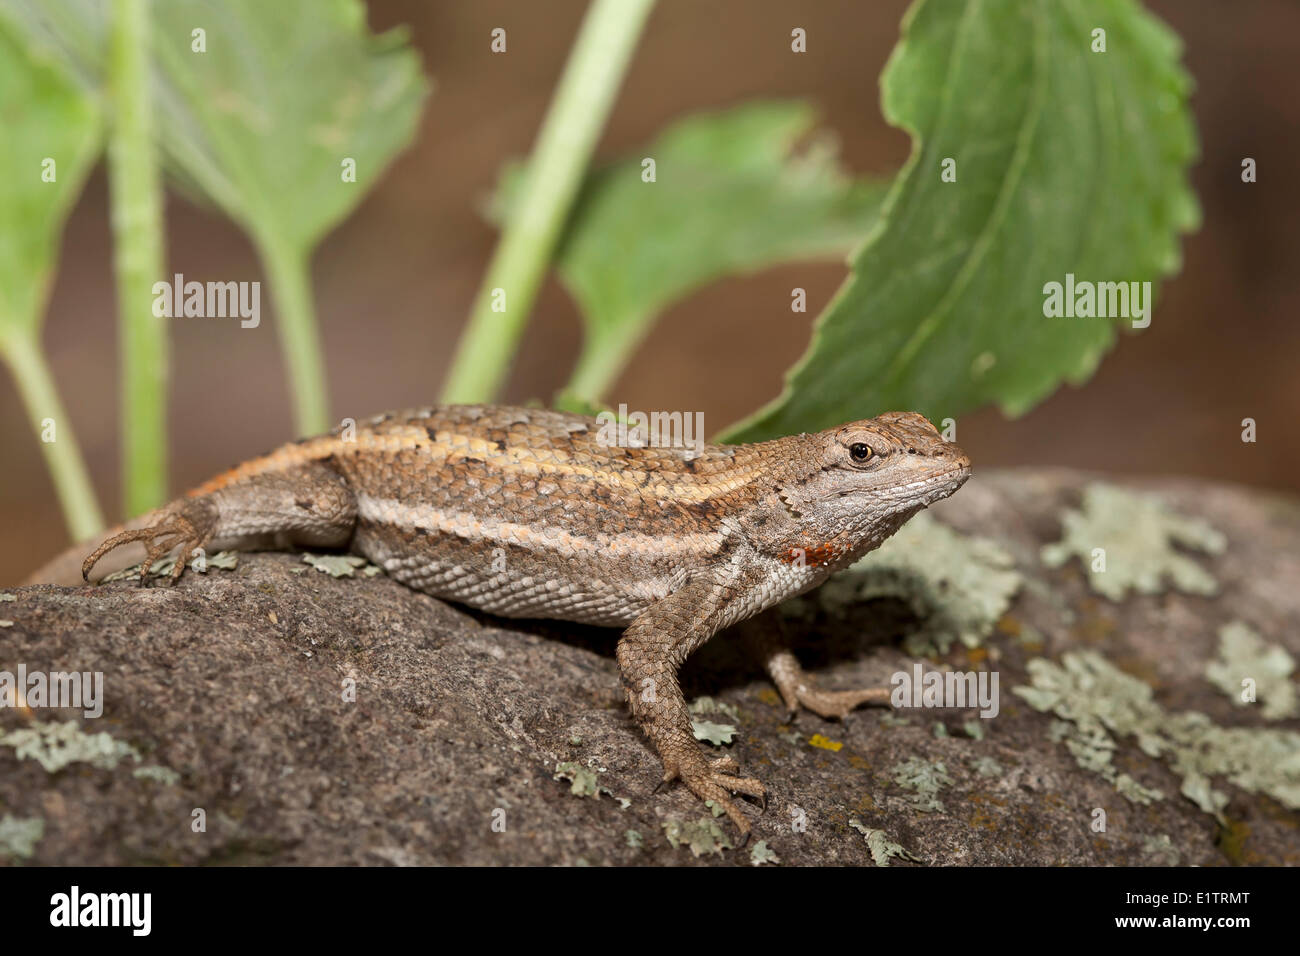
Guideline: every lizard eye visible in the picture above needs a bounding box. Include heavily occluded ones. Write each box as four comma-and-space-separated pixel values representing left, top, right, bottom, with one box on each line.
849, 442, 873, 463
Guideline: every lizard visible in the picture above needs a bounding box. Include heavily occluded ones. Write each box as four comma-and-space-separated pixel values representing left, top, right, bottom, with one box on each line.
78, 403, 971, 838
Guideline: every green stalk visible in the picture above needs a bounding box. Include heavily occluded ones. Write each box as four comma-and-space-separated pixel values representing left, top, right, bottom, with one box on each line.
107, 0, 168, 514
562, 316, 650, 411
257, 236, 330, 436
440, 0, 656, 403
3, 333, 105, 539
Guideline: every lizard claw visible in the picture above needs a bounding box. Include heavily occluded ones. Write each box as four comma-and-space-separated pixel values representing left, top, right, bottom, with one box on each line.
82, 511, 208, 586
668, 751, 767, 839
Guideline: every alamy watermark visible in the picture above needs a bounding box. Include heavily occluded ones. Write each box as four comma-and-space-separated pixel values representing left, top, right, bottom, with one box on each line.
50, 886, 150, 936
152, 272, 260, 328
890, 663, 999, 718
1042, 273, 1151, 329
595, 404, 705, 459
0, 665, 103, 718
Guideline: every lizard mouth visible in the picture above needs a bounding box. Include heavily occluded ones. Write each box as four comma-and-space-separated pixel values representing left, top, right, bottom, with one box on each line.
827, 463, 971, 514
889, 461, 972, 508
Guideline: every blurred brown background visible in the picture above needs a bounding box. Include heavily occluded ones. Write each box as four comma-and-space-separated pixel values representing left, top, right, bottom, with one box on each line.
3, 0, 1298, 584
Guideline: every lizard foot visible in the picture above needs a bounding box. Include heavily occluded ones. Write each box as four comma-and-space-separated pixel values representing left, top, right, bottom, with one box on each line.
762, 647, 891, 720
663, 747, 767, 840
779, 682, 892, 722
82, 510, 210, 586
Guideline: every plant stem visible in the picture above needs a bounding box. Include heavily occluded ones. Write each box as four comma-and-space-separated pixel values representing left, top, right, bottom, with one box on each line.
3, 334, 105, 540
562, 316, 650, 411
108, 0, 168, 514
440, 0, 656, 403
257, 236, 330, 436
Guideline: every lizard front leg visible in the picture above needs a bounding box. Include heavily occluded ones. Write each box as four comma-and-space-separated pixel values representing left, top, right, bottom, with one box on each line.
83, 463, 357, 585
617, 575, 767, 839
739, 609, 891, 721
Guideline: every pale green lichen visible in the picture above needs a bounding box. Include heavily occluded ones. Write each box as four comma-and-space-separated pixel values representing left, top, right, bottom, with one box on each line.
553, 761, 602, 797
624, 828, 644, 850
891, 756, 951, 813
691, 719, 737, 747
301, 553, 382, 578
749, 840, 780, 866
104, 550, 239, 582
1142, 833, 1181, 866
1205, 621, 1296, 720
822, 513, 1022, 655
553, 761, 629, 807
1015, 652, 1300, 817
968, 755, 1003, 777
1040, 483, 1225, 601
1, 719, 139, 773
849, 819, 922, 866
663, 817, 732, 856
1180, 772, 1228, 818
133, 764, 181, 785
1115, 773, 1164, 806
0, 814, 44, 860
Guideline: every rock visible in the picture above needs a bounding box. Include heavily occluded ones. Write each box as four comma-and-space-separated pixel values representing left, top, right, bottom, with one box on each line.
1, 469, 1297, 866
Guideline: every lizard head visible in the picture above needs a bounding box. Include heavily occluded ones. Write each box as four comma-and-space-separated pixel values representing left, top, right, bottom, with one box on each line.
776, 411, 972, 545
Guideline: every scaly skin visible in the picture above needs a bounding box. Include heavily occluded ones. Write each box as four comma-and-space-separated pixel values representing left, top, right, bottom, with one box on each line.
81, 404, 972, 837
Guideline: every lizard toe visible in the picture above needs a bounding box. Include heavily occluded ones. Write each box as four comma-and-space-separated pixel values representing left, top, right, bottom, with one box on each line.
675, 755, 767, 837
709, 755, 740, 775
793, 685, 892, 722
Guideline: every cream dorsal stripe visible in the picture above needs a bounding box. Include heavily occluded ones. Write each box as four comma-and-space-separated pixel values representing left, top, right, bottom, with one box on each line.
355, 493, 724, 560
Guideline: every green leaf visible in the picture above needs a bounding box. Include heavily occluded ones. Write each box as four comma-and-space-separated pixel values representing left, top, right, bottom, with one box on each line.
0, 0, 428, 240
0, 1, 108, 95
0, 18, 100, 341
0, 0, 430, 436
150, 0, 429, 433
724, 0, 1198, 441
147, 0, 428, 253
490, 101, 887, 410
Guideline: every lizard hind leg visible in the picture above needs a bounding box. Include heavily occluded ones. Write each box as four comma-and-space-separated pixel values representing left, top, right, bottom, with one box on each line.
82, 498, 218, 586
741, 610, 892, 721
82, 462, 358, 587
766, 648, 891, 720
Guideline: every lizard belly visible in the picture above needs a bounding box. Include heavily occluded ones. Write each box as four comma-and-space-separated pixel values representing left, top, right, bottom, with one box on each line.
713, 552, 831, 631
351, 508, 697, 628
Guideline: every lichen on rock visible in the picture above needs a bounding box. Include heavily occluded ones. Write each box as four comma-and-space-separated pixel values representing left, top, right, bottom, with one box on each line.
849, 819, 922, 866
823, 513, 1022, 655
1015, 652, 1300, 816
0, 814, 44, 860
0, 720, 140, 773
1205, 620, 1297, 720
1040, 483, 1225, 601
